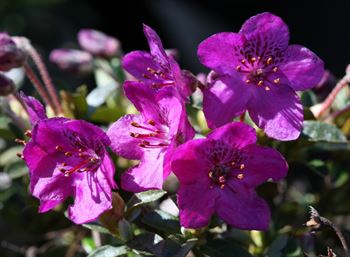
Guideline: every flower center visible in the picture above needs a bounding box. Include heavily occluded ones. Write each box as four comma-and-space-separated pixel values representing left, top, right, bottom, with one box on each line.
142, 67, 175, 88
129, 119, 170, 149
235, 56, 281, 91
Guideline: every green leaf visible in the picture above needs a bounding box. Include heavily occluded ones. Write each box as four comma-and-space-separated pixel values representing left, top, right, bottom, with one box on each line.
83, 223, 111, 235
201, 239, 253, 257
265, 235, 289, 257
90, 106, 123, 123
142, 210, 180, 234
173, 240, 197, 257
0, 146, 23, 166
132, 190, 166, 207
127, 232, 163, 256
87, 245, 128, 257
82, 237, 96, 254
4, 161, 28, 179
303, 121, 348, 143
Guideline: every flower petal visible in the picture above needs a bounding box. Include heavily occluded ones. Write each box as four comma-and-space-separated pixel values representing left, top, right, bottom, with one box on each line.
20, 92, 47, 125
241, 145, 288, 188
171, 138, 213, 184
107, 114, 145, 160
68, 170, 113, 224
280, 45, 324, 91
178, 181, 218, 228
198, 32, 245, 75
207, 122, 257, 149
122, 50, 160, 80
143, 24, 169, 69
121, 150, 165, 192
203, 75, 250, 129
240, 12, 289, 53
216, 187, 270, 230
248, 85, 303, 141
100, 153, 118, 189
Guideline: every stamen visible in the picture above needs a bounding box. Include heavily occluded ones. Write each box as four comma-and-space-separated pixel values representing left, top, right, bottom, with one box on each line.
59, 168, 66, 172
142, 73, 151, 79
15, 138, 26, 145
265, 86, 271, 91
220, 184, 225, 189
237, 173, 244, 179
241, 59, 246, 64
257, 80, 264, 86
218, 176, 226, 183
131, 121, 140, 127
64, 152, 72, 157
273, 78, 280, 84
236, 65, 241, 71
250, 57, 257, 63
240, 164, 245, 170
245, 79, 251, 84
16, 153, 23, 159
24, 130, 32, 138
208, 171, 213, 178
266, 57, 273, 65
129, 132, 139, 138
256, 69, 263, 75
272, 67, 278, 73
55, 145, 63, 152
147, 119, 156, 126
90, 157, 98, 163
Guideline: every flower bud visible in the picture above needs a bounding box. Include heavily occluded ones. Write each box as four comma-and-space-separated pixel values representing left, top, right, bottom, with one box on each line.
49, 49, 93, 74
0, 73, 15, 96
78, 29, 120, 57
0, 33, 26, 71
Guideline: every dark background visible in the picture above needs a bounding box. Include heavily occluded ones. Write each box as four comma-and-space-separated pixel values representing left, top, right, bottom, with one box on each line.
0, 0, 349, 78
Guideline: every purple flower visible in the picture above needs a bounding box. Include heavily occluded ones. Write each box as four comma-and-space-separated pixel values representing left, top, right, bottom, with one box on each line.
0, 32, 26, 72
78, 29, 120, 57
0, 73, 15, 96
21, 94, 117, 224
107, 82, 194, 192
122, 24, 196, 101
50, 49, 93, 74
198, 12, 324, 141
172, 122, 288, 230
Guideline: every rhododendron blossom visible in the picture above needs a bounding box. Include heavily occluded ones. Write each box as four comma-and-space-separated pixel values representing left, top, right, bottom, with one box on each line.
21, 94, 117, 224
198, 12, 324, 141
171, 122, 288, 229
107, 82, 194, 192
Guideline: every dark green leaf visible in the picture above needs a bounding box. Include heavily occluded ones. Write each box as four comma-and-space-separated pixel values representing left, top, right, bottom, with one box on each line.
127, 232, 163, 257
265, 235, 289, 257
83, 223, 111, 234
87, 245, 128, 257
303, 121, 348, 143
201, 239, 253, 257
133, 190, 166, 207
142, 210, 180, 234
4, 161, 28, 179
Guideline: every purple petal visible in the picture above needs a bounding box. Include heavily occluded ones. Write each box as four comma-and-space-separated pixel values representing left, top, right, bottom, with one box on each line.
122, 50, 160, 80
171, 139, 213, 184
280, 45, 324, 91
241, 145, 288, 188
203, 75, 250, 129
143, 24, 169, 69
216, 187, 270, 230
68, 170, 113, 224
107, 114, 144, 160
20, 92, 47, 125
239, 12, 289, 53
198, 32, 245, 75
177, 180, 218, 228
248, 85, 303, 141
99, 153, 118, 190
121, 150, 165, 192
207, 122, 257, 149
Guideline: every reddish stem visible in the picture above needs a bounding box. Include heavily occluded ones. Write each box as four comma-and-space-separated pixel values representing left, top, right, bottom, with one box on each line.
239, 112, 246, 122
24, 63, 55, 112
317, 75, 350, 119
28, 46, 63, 114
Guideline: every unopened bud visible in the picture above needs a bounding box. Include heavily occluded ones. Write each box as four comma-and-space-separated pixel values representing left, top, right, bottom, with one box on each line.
78, 29, 120, 57
0, 33, 26, 71
50, 49, 93, 74
0, 73, 15, 96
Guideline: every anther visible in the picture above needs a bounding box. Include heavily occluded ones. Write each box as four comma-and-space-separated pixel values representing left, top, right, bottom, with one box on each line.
142, 141, 150, 146
237, 173, 244, 179
147, 119, 156, 126
78, 148, 83, 152
231, 161, 236, 166
62, 162, 67, 166
24, 130, 32, 138
59, 168, 66, 172
257, 80, 264, 86
245, 79, 251, 84
273, 78, 280, 84
250, 57, 257, 63
208, 171, 213, 178
142, 73, 151, 79
129, 132, 139, 138
240, 164, 245, 170
219, 176, 226, 183
256, 69, 263, 75
266, 57, 273, 65
65, 152, 72, 157
131, 121, 140, 127
241, 59, 246, 64
265, 86, 271, 91
16, 153, 23, 159
272, 67, 278, 72
55, 145, 63, 151
236, 65, 241, 71
90, 157, 98, 163
220, 184, 225, 189
15, 138, 26, 145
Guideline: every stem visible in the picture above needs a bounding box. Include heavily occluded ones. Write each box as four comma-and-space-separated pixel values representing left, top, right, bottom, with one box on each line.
12, 92, 27, 113
239, 112, 246, 122
317, 75, 350, 119
28, 46, 63, 114
325, 104, 350, 122
24, 63, 55, 112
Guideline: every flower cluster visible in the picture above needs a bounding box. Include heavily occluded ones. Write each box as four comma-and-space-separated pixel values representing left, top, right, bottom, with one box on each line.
6, 12, 325, 231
